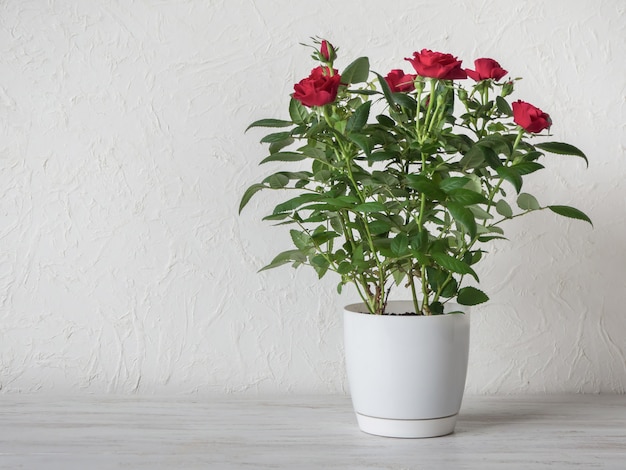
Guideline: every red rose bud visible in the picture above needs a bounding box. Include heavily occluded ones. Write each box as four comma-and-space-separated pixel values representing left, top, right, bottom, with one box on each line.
293, 66, 342, 107
405, 49, 467, 80
384, 69, 417, 92
512, 100, 552, 133
466, 58, 508, 82
320, 40, 331, 61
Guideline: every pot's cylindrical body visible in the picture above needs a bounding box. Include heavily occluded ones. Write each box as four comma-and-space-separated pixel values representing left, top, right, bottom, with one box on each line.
343, 301, 470, 438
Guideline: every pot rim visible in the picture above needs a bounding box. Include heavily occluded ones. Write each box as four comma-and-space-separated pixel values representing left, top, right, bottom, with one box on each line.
344, 300, 467, 316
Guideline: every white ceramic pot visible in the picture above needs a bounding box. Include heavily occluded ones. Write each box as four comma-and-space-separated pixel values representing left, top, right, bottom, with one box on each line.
343, 300, 470, 438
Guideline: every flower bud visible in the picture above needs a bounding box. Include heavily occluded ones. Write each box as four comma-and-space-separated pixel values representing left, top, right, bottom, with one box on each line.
458, 88, 468, 103
319, 40, 336, 63
501, 81, 514, 97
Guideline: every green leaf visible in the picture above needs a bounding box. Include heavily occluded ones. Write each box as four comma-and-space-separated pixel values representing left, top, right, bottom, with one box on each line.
468, 206, 494, 220
260, 152, 306, 164
431, 252, 479, 282
460, 145, 486, 170
298, 145, 326, 160
261, 171, 308, 189
262, 213, 290, 221
311, 254, 330, 279
496, 166, 523, 193
268, 137, 294, 154
259, 250, 306, 272
375, 72, 395, 108
289, 98, 308, 124
371, 170, 399, 186
430, 301, 445, 315
517, 193, 541, 211
273, 193, 321, 214
484, 225, 505, 235
511, 161, 544, 175
482, 146, 502, 169
426, 267, 458, 299
477, 235, 507, 242
495, 199, 513, 218
520, 151, 544, 162
341, 57, 370, 84
260, 131, 292, 144
439, 276, 458, 299
447, 202, 477, 238
392, 92, 417, 111
337, 261, 352, 275
373, 238, 394, 257
536, 142, 588, 167
392, 267, 406, 286
548, 205, 593, 226
368, 220, 392, 235
406, 175, 446, 199
439, 177, 470, 193
447, 188, 488, 206
290, 230, 312, 251
495, 96, 512, 116
348, 133, 372, 156
239, 183, 266, 213
351, 243, 366, 268
410, 230, 429, 253
264, 173, 289, 189
376, 114, 395, 127
346, 101, 371, 133
353, 202, 386, 213
457, 286, 489, 305
246, 119, 292, 132
347, 89, 379, 96
391, 233, 409, 256
445, 134, 474, 153
313, 234, 339, 248
325, 195, 360, 208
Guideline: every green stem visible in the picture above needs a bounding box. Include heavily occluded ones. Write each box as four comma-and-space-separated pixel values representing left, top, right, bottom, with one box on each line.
420, 80, 437, 142
485, 127, 525, 212
420, 264, 430, 314
341, 149, 386, 314
426, 86, 447, 137
415, 83, 423, 139
407, 267, 420, 315
459, 127, 527, 282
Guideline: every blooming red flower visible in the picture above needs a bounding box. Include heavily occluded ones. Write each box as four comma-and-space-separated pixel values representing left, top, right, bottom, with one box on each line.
405, 49, 467, 80
293, 66, 342, 107
466, 58, 508, 82
512, 100, 552, 133
384, 69, 417, 92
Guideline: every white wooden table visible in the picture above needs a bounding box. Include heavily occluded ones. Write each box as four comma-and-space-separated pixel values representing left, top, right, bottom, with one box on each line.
1, 394, 624, 469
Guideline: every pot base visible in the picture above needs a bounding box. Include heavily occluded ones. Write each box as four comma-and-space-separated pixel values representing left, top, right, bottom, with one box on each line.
355, 412, 458, 438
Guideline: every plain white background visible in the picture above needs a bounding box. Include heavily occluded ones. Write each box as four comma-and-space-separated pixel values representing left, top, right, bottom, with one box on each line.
0, 0, 624, 394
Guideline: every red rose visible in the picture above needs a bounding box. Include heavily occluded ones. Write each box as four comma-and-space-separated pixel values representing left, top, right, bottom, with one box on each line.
405, 49, 467, 80
384, 69, 417, 92
293, 66, 342, 107
512, 100, 552, 133
320, 40, 331, 61
466, 58, 508, 82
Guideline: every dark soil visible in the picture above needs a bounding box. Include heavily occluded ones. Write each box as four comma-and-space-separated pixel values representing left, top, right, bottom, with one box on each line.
356, 311, 424, 316
384, 312, 424, 316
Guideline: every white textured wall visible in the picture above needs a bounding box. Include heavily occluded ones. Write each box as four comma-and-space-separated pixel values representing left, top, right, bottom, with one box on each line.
0, 0, 624, 394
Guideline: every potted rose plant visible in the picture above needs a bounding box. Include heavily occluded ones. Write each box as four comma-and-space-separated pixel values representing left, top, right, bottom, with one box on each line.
240, 39, 591, 437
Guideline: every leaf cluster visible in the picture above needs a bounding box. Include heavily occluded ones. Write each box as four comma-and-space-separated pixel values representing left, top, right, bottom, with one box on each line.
241, 52, 591, 315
